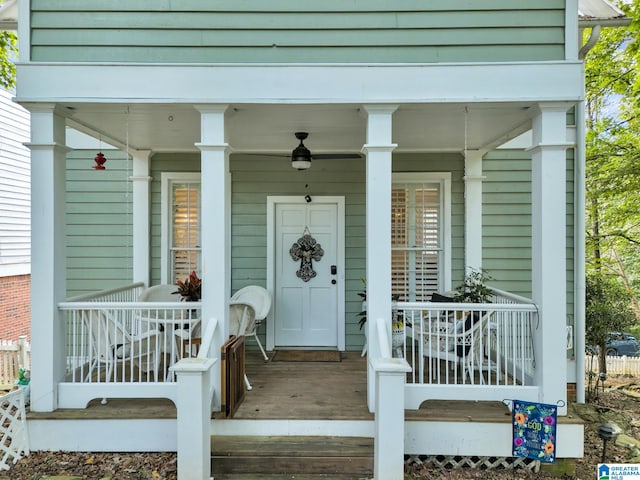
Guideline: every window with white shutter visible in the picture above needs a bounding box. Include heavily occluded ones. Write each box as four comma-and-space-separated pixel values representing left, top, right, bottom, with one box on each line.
171, 182, 201, 283
161, 173, 201, 284
392, 173, 451, 301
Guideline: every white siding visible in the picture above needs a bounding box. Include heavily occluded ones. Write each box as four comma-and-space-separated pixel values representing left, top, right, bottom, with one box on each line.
0, 89, 30, 276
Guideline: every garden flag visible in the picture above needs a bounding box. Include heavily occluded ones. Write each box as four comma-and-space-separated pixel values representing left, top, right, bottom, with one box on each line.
512, 400, 557, 463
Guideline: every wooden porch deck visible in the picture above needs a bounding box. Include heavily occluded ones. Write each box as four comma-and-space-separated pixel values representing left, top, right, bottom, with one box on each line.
225, 351, 371, 420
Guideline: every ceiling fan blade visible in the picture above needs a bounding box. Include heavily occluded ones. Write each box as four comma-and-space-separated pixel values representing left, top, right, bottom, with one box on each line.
240, 152, 362, 160
242, 153, 289, 158
312, 153, 362, 159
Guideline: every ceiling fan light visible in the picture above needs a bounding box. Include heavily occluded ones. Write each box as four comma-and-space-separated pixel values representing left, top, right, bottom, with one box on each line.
291, 158, 311, 170
291, 134, 312, 170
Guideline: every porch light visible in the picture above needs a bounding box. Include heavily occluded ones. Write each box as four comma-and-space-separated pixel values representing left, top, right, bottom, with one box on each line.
93, 152, 107, 170
291, 131, 312, 170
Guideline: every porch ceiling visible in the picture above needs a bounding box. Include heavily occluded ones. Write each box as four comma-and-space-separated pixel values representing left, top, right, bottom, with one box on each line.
65, 102, 537, 155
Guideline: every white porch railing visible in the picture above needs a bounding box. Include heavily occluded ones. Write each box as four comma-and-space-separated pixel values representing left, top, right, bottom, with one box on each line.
57, 284, 202, 408
400, 289, 540, 408
65, 282, 145, 303
59, 303, 202, 382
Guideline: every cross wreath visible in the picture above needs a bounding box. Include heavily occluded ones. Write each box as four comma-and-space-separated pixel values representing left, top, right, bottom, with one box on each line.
289, 232, 324, 282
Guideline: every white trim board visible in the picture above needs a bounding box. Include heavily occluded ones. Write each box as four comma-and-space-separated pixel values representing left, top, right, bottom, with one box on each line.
16, 62, 583, 105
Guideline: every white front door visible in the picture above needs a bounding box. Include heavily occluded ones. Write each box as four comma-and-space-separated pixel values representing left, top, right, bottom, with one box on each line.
267, 197, 345, 349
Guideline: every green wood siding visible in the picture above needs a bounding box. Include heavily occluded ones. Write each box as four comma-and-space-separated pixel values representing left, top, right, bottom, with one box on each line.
482, 149, 575, 348
66, 150, 133, 297
565, 148, 576, 357
31, 0, 566, 63
483, 151, 533, 297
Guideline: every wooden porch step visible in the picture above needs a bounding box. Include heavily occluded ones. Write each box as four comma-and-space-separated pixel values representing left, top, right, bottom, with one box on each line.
211, 436, 374, 476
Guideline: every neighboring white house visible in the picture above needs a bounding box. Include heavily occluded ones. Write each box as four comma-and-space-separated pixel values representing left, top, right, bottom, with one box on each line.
0, 87, 30, 341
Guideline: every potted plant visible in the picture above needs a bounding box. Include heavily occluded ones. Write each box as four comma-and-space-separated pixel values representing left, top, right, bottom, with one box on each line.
356, 278, 400, 330
452, 268, 493, 304
15, 367, 30, 405
357, 278, 367, 330
356, 278, 404, 356
174, 271, 202, 329
174, 270, 202, 302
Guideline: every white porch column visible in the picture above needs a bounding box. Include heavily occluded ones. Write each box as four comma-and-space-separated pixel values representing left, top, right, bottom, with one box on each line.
464, 150, 484, 274
131, 150, 151, 286
195, 105, 230, 411
529, 103, 573, 415
362, 105, 397, 411
27, 105, 69, 412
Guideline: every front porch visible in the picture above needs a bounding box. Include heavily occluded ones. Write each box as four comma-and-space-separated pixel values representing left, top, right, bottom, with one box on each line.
27, 350, 583, 461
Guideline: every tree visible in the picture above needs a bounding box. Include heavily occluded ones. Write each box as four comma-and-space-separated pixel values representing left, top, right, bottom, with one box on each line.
585, 272, 635, 373
584, 1, 640, 324
0, 30, 16, 89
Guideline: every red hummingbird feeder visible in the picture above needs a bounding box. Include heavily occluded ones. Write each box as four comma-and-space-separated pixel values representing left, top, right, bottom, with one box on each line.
93, 152, 107, 170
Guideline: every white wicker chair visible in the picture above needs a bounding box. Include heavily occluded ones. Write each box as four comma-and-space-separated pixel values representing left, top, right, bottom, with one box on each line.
229, 285, 272, 361
83, 309, 160, 383
229, 286, 272, 390
421, 311, 489, 385
138, 284, 200, 361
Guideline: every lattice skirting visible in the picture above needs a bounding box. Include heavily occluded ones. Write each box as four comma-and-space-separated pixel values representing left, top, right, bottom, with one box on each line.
406, 454, 541, 472
0, 389, 30, 470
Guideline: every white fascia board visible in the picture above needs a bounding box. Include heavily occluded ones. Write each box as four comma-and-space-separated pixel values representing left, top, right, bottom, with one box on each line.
15, 62, 584, 105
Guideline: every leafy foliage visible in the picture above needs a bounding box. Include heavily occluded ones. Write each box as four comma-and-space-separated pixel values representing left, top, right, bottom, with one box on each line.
355, 278, 400, 329
174, 271, 201, 302
0, 30, 17, 89
452, 269, 493, 303
585, 272, 635, 373
584, 2, 640, 322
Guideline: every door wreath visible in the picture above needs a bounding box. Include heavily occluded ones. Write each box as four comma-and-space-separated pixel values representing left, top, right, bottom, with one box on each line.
289, 231, 324, 282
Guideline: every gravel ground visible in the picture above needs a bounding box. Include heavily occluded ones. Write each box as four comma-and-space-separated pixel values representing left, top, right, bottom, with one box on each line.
4, 378, 639, 479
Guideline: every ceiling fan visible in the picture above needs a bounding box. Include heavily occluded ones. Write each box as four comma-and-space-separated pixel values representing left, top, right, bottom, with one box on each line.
244, 131, 362, 170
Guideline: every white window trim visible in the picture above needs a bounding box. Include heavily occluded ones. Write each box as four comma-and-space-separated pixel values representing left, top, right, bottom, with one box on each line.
392, 172, 452, 293
160, 172, 201, 284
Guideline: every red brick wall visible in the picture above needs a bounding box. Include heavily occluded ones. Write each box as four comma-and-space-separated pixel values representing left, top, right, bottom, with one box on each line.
0, 274, 31, 341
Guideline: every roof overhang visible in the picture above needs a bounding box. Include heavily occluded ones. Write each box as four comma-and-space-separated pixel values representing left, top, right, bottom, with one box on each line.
0, 0, 17, 31
579, 0, 631, 27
